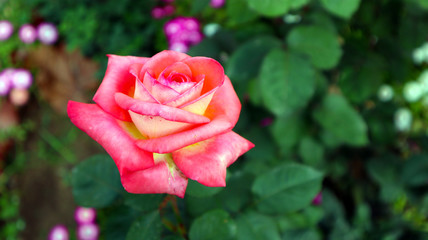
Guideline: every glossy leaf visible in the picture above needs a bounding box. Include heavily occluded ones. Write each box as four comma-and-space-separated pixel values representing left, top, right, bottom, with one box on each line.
252, 164, 323, 214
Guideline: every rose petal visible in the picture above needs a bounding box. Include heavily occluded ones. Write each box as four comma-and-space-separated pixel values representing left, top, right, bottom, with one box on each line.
143, 71, 180, 103
67, 101, 154, 173
121, 158, 188, 198
173, 131, 254, 187
165, 75, 205, 108
139, 50, 190, 79
179, 86, 217, 115
93, 55, 149, 121
136, 76, 241, 153
115, 93, 210, 123
116, 93, 210, 138
183, 57, 224, 95
134, 77, 159, 103
160, 62, 193, 79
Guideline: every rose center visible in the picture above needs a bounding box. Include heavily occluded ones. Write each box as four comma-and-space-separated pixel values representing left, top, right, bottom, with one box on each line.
169, 73, 188, 83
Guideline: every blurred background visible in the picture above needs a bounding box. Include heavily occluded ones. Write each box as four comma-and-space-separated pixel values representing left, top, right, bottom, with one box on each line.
1, 0, 428, 239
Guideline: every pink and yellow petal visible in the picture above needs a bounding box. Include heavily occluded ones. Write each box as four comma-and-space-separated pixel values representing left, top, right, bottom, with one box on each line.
183, 57, 224, 94
140, 50, 190, 79
172, 131, 254, 187
121, 155, 188, 198
93, 55, 149, 121
135, 76, 241, 153
67, 101, 154, 173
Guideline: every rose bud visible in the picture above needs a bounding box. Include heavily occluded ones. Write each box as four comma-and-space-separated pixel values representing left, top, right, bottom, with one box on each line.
74, 207, 96, 224
11, 69, 32, 89
77, 223, 99, 240
19, 24, 37, 44
48, 225, 69, 240
9, 88, 29, 106
37, 22, 58, 45
68, 51, 254, 197
0, 20, 14, 41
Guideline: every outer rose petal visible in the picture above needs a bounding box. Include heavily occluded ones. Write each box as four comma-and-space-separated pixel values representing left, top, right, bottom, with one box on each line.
173, 131, 254, 187
121, 161, 188, 198
139, 50, 190, 79
115, 93, 210, 124
136, 76, 241, 153
183, 57, 224, 94
93, 55, 149, 121
67, 101, 154, 173
115, 93, 210, 138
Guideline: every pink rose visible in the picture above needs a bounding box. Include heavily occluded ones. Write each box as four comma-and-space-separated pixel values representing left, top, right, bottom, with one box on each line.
67, 50, 254, 198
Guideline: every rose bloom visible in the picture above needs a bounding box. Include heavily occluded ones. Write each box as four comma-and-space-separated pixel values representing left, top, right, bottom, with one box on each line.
68, 51, 254, 197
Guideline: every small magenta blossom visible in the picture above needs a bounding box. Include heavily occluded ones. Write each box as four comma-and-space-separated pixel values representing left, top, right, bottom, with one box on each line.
0, 20, 13, 41
312, 192, 322, 205
19, 24, 37, 43
0, 69, 14, 96
74, 207, 96, 224
77, 223, 99, 240
48, 225, 69, 240
37, 22, 58, 44
164, 17, 203, 53
151, 7, 165, 19
210, 0, 225, 8
11, 69, 32, 89
260, 117, 273, 127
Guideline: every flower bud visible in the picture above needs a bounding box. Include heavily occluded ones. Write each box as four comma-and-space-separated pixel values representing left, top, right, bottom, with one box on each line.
19, 24, 37, 44
37, 22, 58, 45
0, 20, 13, 41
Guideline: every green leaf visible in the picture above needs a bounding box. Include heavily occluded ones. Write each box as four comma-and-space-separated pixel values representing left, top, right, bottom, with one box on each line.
252, 164, 323, 214
313, 94, 368, 147
401, 155, 428, 187
71, 154, 122, 208
226, 0, 259, 26
247, 0, 291, 17
298, 137, 324, 167
186, 180, 223, 198
126, 211, 162, 240
124, 194, 165, 213
320, 0, 361, 19
189, 209, 236, 240
290, 0, 311, 10
287, 25, 342, 70
103, 206, 141, 240
338, 54, 385, 104
260, 49, 316, 116
270, 114, 305, 156
236, 212, 281, 240
215, 172, 254, 212
282, 229, 321, 240
226, 36, 282, 83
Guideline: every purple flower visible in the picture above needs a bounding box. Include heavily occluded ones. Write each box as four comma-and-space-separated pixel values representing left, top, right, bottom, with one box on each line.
37, 22, 58, 45
74, 207, 96, 224
19, 24, 37, 44
210, 0, 225, 8
312, 192, 322, 206
163, 5, 175, 16
169, 42, 189, 53
151, 7, 165, 19
48, 225, 69, 240
11, 69, 32, 89
0, 69, 14, 96
77, 223, 99, 240
164, 17, 204, 53
0, 20, 13, 41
